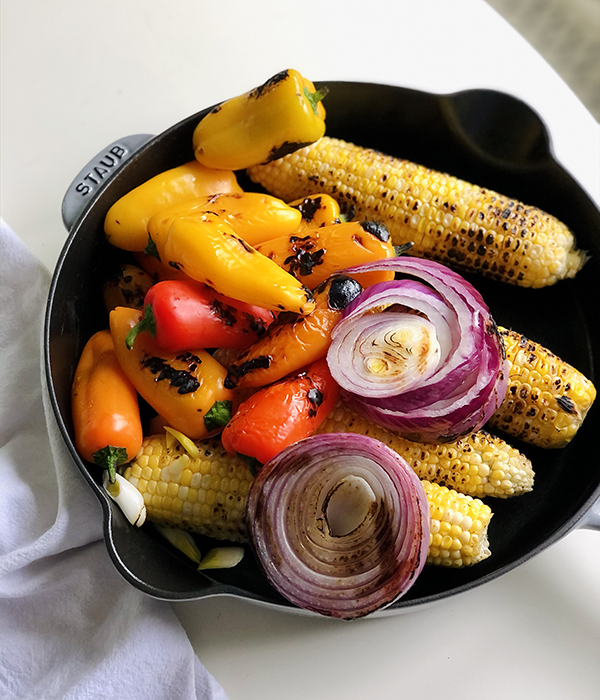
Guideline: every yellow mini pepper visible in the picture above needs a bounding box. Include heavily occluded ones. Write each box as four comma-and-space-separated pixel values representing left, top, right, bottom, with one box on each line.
147, 192, 302, 248
110, 306, 235, 440
104, 160, 242, 252
192, 69, 327, 171
149, 212, 315, 315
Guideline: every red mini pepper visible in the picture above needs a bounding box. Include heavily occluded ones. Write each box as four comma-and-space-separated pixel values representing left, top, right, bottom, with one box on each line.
125, 279, 276, 352
221, 357, 340, 465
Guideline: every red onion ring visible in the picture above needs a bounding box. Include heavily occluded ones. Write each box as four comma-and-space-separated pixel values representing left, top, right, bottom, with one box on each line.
328, 257, 508, 442
245, 433, 430, 620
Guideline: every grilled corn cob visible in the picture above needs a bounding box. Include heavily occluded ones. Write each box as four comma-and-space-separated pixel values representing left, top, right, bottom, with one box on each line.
488, 328, 596, 448
247, 136, 587, 287
315, 402, 534, 498
123, 433, 492, 567
122, 434, 254, 542
422, 480, 492, 567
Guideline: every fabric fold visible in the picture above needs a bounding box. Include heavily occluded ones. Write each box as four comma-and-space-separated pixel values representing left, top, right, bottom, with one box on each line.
0, 219, 228, 700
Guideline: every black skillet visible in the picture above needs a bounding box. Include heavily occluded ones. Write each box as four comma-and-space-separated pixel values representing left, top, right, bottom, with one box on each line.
44, 82, 600, 612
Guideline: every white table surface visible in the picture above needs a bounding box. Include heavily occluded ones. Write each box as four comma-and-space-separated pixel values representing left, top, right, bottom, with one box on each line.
2, 1, 599, 698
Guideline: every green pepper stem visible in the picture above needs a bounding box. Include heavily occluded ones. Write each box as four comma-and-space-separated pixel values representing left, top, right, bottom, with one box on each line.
303, 86, 329, 115
204, 400, 233, 431
144, 233, 161, 260
394, 242, 415, 256
93, 445, 129, 484
125, 304, 156, 349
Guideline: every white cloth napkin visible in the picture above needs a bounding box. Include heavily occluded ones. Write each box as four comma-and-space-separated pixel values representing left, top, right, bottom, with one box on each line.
0, 220, 228, 700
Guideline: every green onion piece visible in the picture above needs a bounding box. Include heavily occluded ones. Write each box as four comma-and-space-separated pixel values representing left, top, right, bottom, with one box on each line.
125, 304, 156, 349
204, 400, 232, 431
303, 86, 329, 115
93, 445, 128, 484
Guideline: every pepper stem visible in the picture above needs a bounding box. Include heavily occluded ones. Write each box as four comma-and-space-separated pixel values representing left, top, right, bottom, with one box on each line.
303, 86, 329, 115
93, 445, 129, 484
125, 304, 156, 349
145, 233, 161, 260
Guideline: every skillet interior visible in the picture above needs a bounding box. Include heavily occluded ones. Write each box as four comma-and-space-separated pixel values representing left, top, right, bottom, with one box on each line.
45, 82, 600, 610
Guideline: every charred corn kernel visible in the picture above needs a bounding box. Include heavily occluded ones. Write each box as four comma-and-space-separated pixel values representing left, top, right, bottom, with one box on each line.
315, 402, 534, 498
288, 194, 342, 231
123, 434, 253, 541
104, 161, 242, 252
149, 212, 315, 315
247, 137, 587, 287
147, 192, 302, 248
103, 263, 155, 313
422, 480, 492, 566
193, 69, 327, 170
255, 220, 396, 289
489, 328, 596, 448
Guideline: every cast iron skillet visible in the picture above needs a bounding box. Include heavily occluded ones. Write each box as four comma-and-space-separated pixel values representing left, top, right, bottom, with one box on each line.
45, 82, 600, 613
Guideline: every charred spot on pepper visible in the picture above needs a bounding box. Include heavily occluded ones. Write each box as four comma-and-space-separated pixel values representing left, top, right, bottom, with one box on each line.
306, 387, 324, 415
326, 275, 363, 311
249, 69, 289, 99
232, 236, 256, 254
225, 355, 272, 388
285, 247, 325, 278
140, 355, 200, 394
245, 312, 271, 337
359, 220, 390, 242
176, 351, 203, 366
293, 196, 323, 222
210, 299, 238, 327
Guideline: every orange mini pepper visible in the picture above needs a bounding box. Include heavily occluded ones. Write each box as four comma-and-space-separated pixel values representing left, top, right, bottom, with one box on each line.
221, 358, 339, 465
71, 329, 143, 481
224, 275, 362, 390
256, 220, 396, 289
110, 306, 235, 440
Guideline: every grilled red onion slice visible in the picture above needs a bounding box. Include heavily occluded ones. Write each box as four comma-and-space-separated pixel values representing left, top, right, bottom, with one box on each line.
246, 433, 429, 620
328, 257, 508, 442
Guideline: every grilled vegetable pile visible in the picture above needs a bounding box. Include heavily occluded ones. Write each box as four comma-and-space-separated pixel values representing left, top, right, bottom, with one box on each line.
71, 70, 596, 619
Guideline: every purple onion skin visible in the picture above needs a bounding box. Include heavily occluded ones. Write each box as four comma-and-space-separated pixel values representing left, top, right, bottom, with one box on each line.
331, 257, 507, 443
246, 434, 430, 619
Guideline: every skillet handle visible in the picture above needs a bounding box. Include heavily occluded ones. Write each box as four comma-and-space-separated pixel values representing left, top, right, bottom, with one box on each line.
61, 134, 154, 231
578, 497, 600, 531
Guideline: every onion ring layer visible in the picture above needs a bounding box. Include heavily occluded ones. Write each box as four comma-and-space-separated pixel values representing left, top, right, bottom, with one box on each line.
327, 257, 508, 442
246, 433, 430, 619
